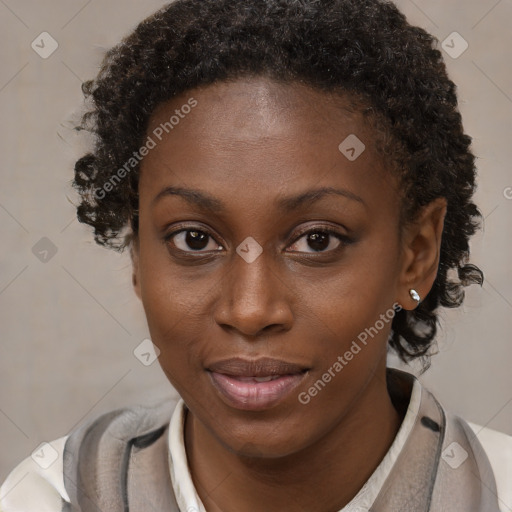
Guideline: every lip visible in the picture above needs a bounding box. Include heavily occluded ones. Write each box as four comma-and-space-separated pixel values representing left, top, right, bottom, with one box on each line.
206, 357, 309, 411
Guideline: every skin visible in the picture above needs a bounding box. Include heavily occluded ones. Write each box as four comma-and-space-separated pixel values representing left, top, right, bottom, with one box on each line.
131, 76, 447, 512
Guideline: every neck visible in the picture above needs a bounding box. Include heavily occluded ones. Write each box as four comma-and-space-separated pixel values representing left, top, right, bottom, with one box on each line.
185, 365, 403, 512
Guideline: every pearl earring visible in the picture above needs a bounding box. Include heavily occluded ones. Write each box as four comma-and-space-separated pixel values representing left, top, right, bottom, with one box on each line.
409, 289, 421, 304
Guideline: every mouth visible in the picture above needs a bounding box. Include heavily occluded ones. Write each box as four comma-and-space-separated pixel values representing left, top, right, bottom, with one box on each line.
206, 357, 310, 411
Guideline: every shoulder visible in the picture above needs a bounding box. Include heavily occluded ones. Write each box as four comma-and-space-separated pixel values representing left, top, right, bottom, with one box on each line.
466, 421, 512, 511
0, 397, 180, 512
467, 420, 512, 466
0, 436, 70, 512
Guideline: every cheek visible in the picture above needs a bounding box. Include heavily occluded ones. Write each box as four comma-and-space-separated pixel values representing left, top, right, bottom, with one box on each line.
137, 241, 220, 387
299, 236, 401, 330
292, 280, 399, 438
293, 240, 401, 387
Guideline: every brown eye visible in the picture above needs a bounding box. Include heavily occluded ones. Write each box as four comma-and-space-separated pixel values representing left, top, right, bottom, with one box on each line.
288, 229, 346, 254
166, 229, 222, 252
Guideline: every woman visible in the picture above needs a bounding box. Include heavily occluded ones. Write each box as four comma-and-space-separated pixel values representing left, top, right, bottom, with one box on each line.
1, 0, 510, 510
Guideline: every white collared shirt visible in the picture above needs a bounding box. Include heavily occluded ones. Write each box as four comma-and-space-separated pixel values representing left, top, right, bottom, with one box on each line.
1, 380, 511, 511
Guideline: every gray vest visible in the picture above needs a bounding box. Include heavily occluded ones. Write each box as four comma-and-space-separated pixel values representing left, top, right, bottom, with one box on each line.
62, 369, 500, 511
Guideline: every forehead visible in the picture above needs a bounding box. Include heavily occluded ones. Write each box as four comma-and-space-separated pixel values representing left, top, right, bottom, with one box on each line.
147, 77, 374, 151
139, 77, 397, 216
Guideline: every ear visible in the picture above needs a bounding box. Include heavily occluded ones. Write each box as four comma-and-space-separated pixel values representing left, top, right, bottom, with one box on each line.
130, 236, 142, 301
397, 197, 447, 310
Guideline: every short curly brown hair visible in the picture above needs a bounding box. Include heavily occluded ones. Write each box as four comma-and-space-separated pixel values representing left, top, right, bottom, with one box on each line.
73, 0, 483, 364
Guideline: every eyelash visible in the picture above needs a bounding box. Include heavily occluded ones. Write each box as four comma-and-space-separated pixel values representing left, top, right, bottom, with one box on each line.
163, 224, 351, 256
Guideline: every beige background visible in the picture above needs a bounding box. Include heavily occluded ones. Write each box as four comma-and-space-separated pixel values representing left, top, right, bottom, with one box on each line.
0, 0, 511, 483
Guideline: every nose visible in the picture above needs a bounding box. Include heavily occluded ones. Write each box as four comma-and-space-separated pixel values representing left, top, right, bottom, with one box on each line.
213, 246, 294, 338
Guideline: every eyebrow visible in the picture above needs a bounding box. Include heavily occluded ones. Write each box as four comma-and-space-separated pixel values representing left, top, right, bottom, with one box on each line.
152, 185, 365, 212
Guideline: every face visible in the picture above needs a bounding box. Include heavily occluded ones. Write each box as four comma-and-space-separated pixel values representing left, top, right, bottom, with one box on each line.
133, 77, 408, 457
